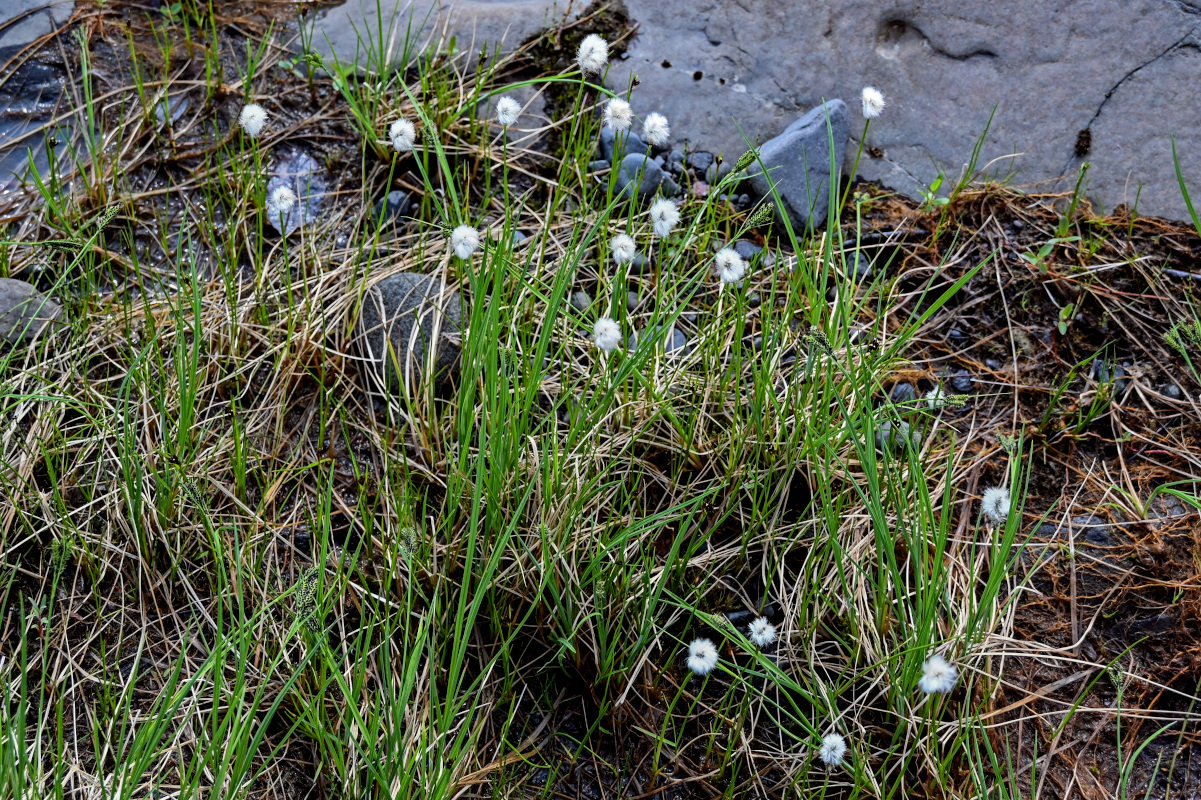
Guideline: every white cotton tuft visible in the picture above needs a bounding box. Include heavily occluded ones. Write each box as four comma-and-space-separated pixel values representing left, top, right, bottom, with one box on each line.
238, 103, 268, 137
686, 637, 719, 675
861, 86, 886, 119
592, 316, 621, 352
918, 653, 959, 694
818, 733, 847, 767
603, 98, 633, 131
450, 225, 480, 259
714, 247, 747, 285
495, 96, 521, 126
577, 34, 609, 74
648, 198, 681, 237
266, 185, 297, 218
389, 118, 416, 152
748, 617, 776, 647
981, 486, 1011, 525
610, 233, 636, 266
642, 112, 670, 147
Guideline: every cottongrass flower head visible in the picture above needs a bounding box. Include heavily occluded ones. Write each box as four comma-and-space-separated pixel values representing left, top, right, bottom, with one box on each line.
610, 233, 636, 265
648, 198, 681, 237
714, 247, 747, 285
267, 185, 297, 218
238, 103, 268, 137
748, 616, 776, 647
593, 316, 621, 353
925, 385, 945, 408
495, 96, 521, 127
861, 86, 886, 119
577, 33, 609, 74
818, 733, 847, 767
643, 112, 670, 147
981, 486, 1011, 525
686, 637, 719, 676
603, 98, 633, 130
389, 118, 416, 152
919, 653, 958, 694
450, 225, 481, 259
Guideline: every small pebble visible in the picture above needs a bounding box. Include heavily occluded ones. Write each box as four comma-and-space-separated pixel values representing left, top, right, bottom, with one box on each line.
588, 159, 610, 171
1163, 383, 1184, 400
949, 371, 973, 393
571, 290, 592, 312
626, 291, 640, 311
890, 382, 917, 404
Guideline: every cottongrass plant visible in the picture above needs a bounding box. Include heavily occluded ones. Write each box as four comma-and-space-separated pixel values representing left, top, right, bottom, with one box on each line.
610, 233, 636, 265
980, 486, 1011, 525
819, 733, 848, 767
713, 247, 747, 285
238, 102, 268, 137
747, 617, 776, 647
494, 96, 520, 127
861, 86, 886, 119
266, 185, 297, 219
389, 118, 416, 152
918, 654, 959, 694
603, 98, 632, 130
592, 317, 621, 352
450, 225, 480, 259
576, 33, 608, 74
649, 198, 680, 237
686, 638, 719, 676
643, 112, 670, 147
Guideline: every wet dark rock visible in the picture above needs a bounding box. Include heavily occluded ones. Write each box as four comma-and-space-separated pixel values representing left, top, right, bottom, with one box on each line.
875, 419, 920, 452
354, 272, 463, 393
629, 253, 652, 276
0, 56, 69, 191
747, 291, 761, 308
949, 371, 974, 393
615, 152, 663, 199
686, 150, 714, 174
948, 328, 968, 347
661, 176, 682, 196
1162, 383, 1184, 400
985, 357, 1002, 370
1091, 359, 1129, 394
600, 126, 649, 163
890, 382, 917, 404
0, 278, 62, 343
733, 240, 761, 262
0, 4, 74, 52
571, 290, 593, 312
588, 159, 610, 171
371, 190, 411, 228
626, 291, 640, 311
745, 99, 850, 232
846, 249, 872, 280
266, 149, 326, 235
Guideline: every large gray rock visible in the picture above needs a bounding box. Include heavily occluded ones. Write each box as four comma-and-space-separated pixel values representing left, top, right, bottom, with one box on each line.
746, 100, 849, 232
615, 152, 663, 198
0, 1, 74, 51
0, 278, 62, 343
354, 272, 462, 393
313, 0, 1201, 221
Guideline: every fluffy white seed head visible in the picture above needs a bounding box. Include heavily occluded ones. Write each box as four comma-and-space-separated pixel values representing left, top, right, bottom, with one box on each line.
643, 112, 670, 147
238, 103, 268, 137
389, 118, 416, 152
576, 34, 609, 74
819, 733, 847, 767
603, 98, 633, 131
925, 385, 945, 408
686, 638, 719, 675
592, 316, 621, 352
450, 225, 480, 259
861, 86, 886, 119
714, 248, 747, 285
919, 653, 959, 694
981, 486, 1011, 525
649, 198, 681, 237
267, 185, 297, 218
610, 233, 636, 265
748, 617, 776, 647
495, 96, 521, 126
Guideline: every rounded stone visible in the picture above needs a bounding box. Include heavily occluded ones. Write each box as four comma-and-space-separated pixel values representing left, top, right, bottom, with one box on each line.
0, 277, 62, 343
615, 153, 664, 199
354, 272, 462, 392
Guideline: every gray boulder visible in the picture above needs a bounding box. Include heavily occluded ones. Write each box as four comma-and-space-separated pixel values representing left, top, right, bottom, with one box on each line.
0, 278, 62, 344
600, 126, 650, 164
354, 272, 462, 393
746, 100, 849, 233
615, 153, 663, 199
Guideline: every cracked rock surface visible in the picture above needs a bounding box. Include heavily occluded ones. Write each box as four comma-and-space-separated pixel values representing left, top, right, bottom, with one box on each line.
314, 0, 1201, 221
